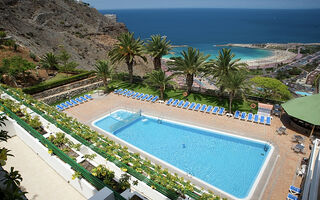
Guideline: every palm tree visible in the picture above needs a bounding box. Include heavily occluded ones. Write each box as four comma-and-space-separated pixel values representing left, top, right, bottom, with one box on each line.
145, 35, 172, 71
167, 47, 209, 93
146, 70, 175, 100
40, 52, 59, 73
219, 70, 248, 113
94, 60, 113, 93
108, 32, 146, 83
314, 73, 320, 94
205, 48, 248, 90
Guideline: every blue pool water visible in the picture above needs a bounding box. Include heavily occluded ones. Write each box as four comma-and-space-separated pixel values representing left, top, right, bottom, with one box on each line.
94, 110, 271, 198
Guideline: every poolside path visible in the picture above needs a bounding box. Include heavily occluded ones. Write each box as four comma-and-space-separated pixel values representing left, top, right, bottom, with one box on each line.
65, 92, 311, 200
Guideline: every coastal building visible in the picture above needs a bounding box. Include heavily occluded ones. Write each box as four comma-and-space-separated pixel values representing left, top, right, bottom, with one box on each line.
104, 14, 117, 23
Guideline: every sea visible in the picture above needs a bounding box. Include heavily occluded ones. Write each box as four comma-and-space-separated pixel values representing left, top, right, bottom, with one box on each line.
100, 8, 320, 60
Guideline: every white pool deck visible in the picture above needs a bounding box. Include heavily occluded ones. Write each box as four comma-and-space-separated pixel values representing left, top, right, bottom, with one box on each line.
1, 136, 86, 200
63, 92, 312, 200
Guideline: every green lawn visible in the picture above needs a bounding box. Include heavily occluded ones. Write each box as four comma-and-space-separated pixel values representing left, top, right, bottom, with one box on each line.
44, 73, 70, 84
109, 80, 257, 113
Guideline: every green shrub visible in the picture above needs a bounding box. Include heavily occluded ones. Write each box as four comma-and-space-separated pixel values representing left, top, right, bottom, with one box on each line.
23, 71, 95, 94
29, 52, 37, 61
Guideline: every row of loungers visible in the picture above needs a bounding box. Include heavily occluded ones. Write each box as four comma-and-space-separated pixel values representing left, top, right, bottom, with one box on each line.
114, 88, 159, 103
56, 94, 93, 111
233, 110, 272, 125
165, 98, 225, 115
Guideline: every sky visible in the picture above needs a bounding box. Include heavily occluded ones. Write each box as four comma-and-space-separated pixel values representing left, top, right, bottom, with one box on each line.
83, 0, 320, 10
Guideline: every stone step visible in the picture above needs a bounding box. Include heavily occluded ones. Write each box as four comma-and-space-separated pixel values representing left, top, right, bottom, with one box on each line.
40, 81, 103, 104
33, 76, 99, 99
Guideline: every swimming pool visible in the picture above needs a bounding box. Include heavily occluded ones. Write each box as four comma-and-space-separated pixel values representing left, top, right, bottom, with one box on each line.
295, 91, 313, 96
93, 110, 273, 199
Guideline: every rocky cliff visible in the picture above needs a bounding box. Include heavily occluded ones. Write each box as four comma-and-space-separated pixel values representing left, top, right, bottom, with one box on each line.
0, 0, 128, 69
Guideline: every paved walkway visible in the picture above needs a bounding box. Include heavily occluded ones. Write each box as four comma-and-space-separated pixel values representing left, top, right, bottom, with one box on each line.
65, 93, 311, 200
1, 136, 86, 200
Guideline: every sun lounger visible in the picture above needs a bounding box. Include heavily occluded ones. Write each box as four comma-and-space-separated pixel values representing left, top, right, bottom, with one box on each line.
132, 92, 140, 99
188, 102, 196, 110
292, 135, 305, 143
200, 104, 207, 112
79, 96, 88, 102
266, 116, 271, 125
56, 105, 64, 111
177, 100, 184, 107
287, 193, 298, 200
166, 98, 174, 105
182, 101, 190, 109
234, 110, 240, 119
84, 94, 93, 100
122, 90, 131, 96
145, 95, 153, 101
151, 96, 159, 103
75, 97, 84, 104
171, 99, 179, 106
297, 165, 307, 176
247, 113, 253, 121
218, 107, 225, 115
292, 143, 306, 154
118, 89, 128, 95
206, 105, 213, 113
71, 99, 79, 105
136, 93, 144, 100
194, 103, 201, 111
240, 112, 247, 120
126, 91, 134, 97
212, 106, 219, 114
289, 185, 301, 195
141, 94, 149, 101
114, 88, 123, 94
259, 115, 265, 124
60, 103, 69, 109
65, 101, 74, 107
253, 114, 259, 123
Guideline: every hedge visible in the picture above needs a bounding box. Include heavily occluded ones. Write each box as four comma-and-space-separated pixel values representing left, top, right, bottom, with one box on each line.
23, 71, 95, 94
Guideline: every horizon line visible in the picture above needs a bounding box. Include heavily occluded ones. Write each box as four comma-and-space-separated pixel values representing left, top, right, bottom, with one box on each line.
97, 7, 320, 10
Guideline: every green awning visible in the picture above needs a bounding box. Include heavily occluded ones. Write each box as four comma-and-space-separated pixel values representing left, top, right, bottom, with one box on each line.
282, 94, 320, 126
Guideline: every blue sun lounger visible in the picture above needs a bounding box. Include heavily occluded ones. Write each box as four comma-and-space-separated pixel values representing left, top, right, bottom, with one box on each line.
287, 193, 298, 200
212, 106, 219, 114
79, 96, 88, 102
132, 92, 140, 99
177, 100, 184, 107
247, 113, 253, 121
266, 116, 271, 125
234, 110, 240, 119
289, 185, 301, 195
182, 101, 190, 109
200, 104, 207, 112
253, 114, 259, 123
122, 90, 131, 96
151, 96, 159, 103
60, 103, 69, 109
166, 98, 174, 105
260, 115, 265, 124
114, 88, 123, 94
188, 102, 196, 110
194, 103, 201, 111
70, 99, 79, 105
240, 112, 247, 120
56, 105, 64, 111
206, 105, 213, 113
146, 95, 153, 101
218, 107, 225, 115
127, 91, 135, 97
65, 101, 74, 107
75, 98, 84, 104
84, 94, 93, 100
118, 89, 127, 95
141, 94, 149, 101
136, 93, 144, 100
171, 99, 179, 106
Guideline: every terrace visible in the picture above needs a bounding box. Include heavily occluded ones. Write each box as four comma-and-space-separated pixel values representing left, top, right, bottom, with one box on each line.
64, 92, 312, 200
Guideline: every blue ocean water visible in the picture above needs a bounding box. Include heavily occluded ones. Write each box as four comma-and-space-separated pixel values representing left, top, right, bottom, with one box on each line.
94, 110, 271, 198
100, 8, 320, 60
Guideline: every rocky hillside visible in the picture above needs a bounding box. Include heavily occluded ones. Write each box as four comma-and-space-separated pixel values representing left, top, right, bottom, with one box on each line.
0, 0, 128, 69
